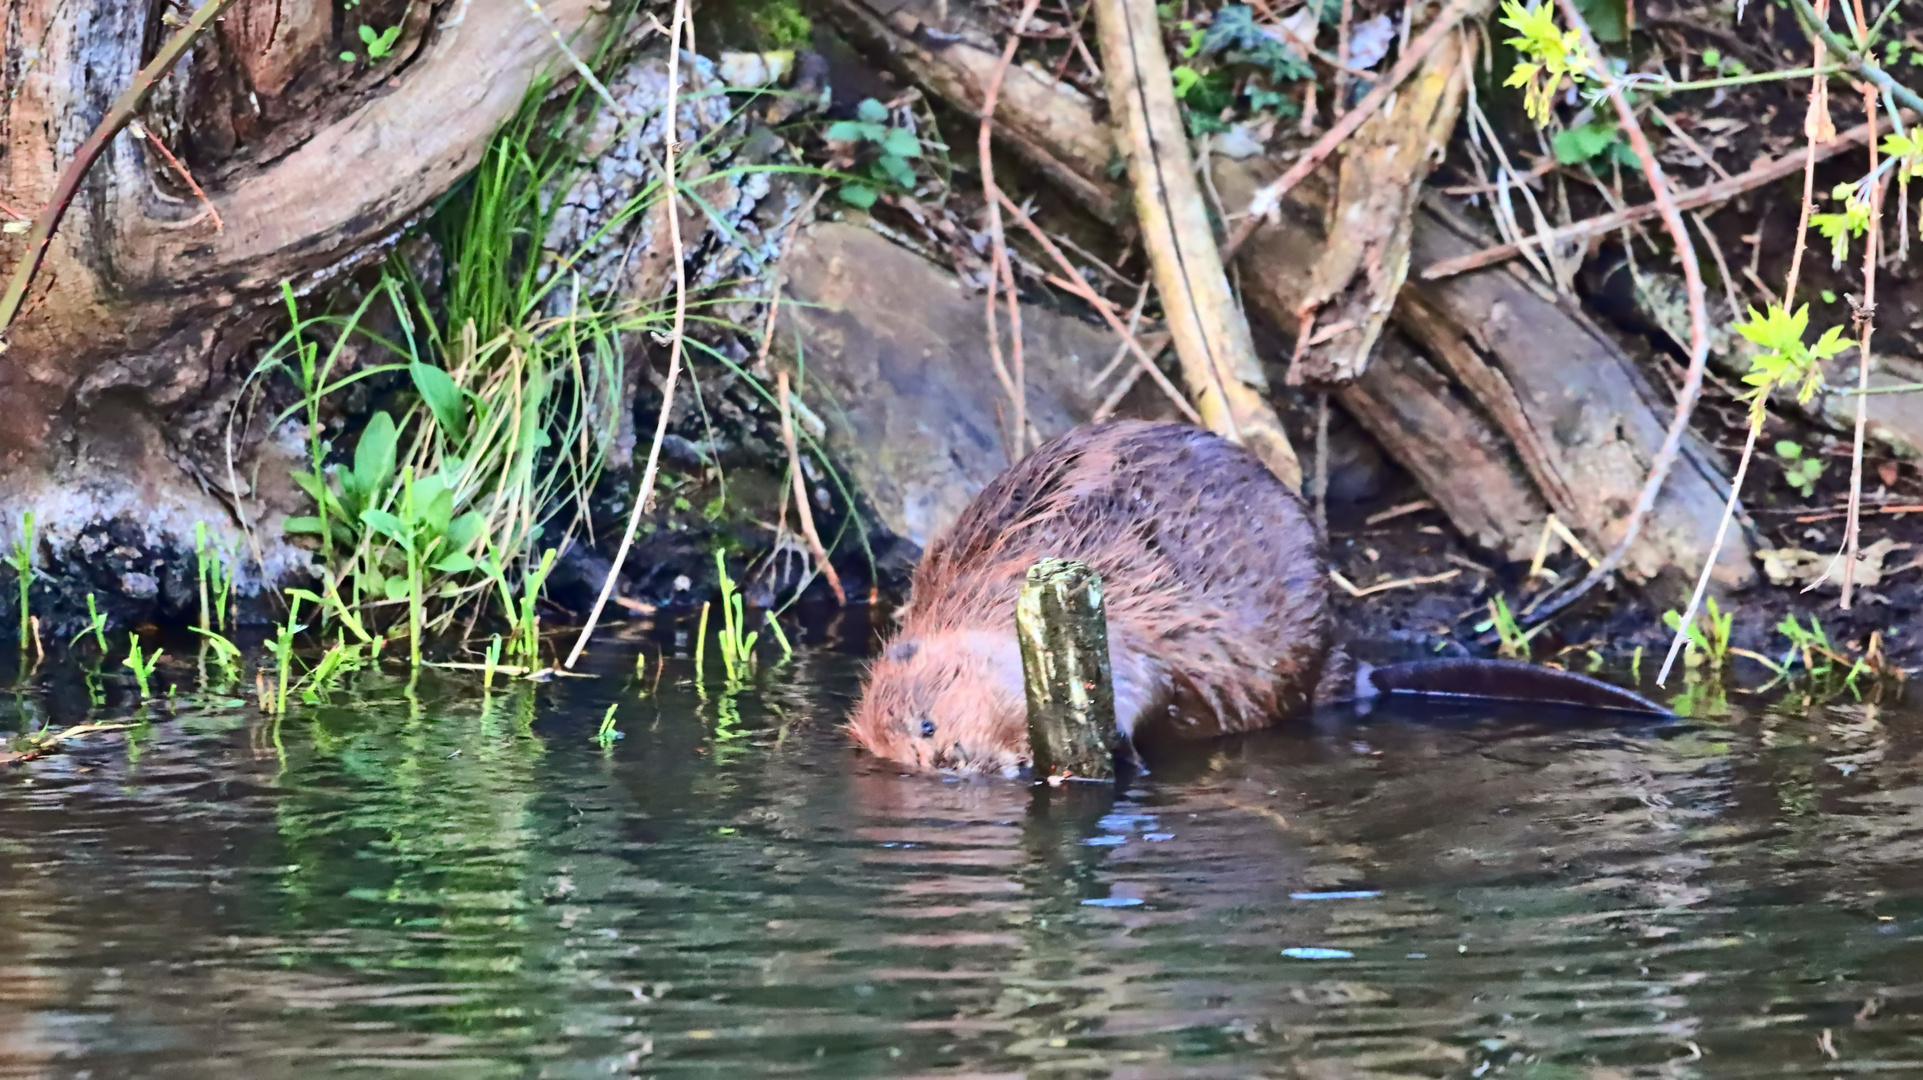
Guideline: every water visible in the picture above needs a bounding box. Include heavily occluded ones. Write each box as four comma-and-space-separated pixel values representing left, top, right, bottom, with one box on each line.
4, 647, 1923, 1078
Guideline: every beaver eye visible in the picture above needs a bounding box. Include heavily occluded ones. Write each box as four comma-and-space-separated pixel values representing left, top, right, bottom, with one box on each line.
918, 718, 937, 738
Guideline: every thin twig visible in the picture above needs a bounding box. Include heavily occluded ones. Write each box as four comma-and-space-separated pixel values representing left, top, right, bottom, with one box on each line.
754, 185, 828, 373
1089, 278, 1153, 388
565, 0, 691, 670
128, 119, 223, 232
778, 371, 847, 605
1224, 0, 1487, 260
979, 0, 1045, 460
1787, 0, 1923, 116
1001, 191, 1203, 424
1842, 87, 1882, 609
521, 0, 629, 119
1422, 119, 1883, 280
0, 0, 242, 343
1526, 0, 1713, 665
1785, 0, 1834, 306
1330, 567, 1462, 598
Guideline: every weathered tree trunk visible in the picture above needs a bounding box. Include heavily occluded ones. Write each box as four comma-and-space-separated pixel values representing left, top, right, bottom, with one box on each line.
0, 0, 603, 619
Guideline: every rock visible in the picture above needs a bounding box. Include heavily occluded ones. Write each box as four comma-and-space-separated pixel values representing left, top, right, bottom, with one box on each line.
775, 222, 1171, 549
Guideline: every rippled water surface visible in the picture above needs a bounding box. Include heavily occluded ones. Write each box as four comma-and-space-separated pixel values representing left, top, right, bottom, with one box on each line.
5, 645, 1923, 1079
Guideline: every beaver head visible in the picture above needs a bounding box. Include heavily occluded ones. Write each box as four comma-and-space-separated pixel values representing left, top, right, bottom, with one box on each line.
847, 629, 1028, 777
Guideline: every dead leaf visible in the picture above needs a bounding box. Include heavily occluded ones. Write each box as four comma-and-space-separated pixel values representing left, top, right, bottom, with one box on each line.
1757, 537, 1908, 589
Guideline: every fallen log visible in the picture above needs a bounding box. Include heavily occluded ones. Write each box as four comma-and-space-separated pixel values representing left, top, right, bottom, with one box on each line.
819, 0, 1755, 592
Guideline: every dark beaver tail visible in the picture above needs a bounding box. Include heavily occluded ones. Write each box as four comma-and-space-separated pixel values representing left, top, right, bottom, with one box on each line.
1347, 657, 1670, 716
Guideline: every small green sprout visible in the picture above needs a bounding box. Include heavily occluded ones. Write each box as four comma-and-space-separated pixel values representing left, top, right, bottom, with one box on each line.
1773, 440, 1827, 497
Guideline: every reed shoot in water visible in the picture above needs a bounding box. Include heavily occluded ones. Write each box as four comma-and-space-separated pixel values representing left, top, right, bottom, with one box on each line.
71, 594, 109, 653
715, 551, 758, 682
122, 634, 162, 699
8, 513, 33, 651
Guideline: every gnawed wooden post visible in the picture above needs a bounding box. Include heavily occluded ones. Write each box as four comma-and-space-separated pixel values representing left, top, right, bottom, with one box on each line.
1017, 558, 1118, 782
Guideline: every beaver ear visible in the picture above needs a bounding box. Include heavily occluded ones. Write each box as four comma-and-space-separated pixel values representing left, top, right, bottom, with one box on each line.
885, 639, 920, 662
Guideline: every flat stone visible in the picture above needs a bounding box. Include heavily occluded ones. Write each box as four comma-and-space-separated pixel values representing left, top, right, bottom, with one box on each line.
777, 221, 1167, 549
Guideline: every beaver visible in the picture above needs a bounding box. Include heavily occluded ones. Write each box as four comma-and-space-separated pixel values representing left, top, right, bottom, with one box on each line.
849, 420, 1664, 777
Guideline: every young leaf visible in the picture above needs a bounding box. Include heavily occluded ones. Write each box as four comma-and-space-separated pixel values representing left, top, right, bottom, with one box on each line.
410, 362, 468, 444
446, 510, 487, 549
384, 576, 412, 602
881, 126, 921, 159
431, 551, 478, 574
824, 120, 866, 143
284, 516, 330, 536
353, 411, 399, 498
839, 183, 878, 209
1775, 440, 1803, 459
358, 23, 379, 45
361, 508, 409, 547
876, 153, 917, 189
856, 97, 889, 123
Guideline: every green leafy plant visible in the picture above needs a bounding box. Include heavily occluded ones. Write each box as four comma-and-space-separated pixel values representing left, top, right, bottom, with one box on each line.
1477, 594, 1546, 660
360, 464, 488, 667
825, 98, 922, 208
1198, 5, 1313, 82
1552, 118, 1637, 166
1735, 303, 1851, 423
341, 21, 402, 63
122, 634, 163, 699
1662, 595, 1731, 671
1811, 180, 1875, 266
1773, 439, 1827, 497
7, 512, 33, 651
1500, 0, 1593, 123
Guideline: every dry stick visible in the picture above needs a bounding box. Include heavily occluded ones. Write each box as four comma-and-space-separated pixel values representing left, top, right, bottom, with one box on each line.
1842, 88, 1882, 609
777, 371, 847, 605
0, 0, 242, 342
1089, 278, 1153, 388
564, 0, 692, 670
754, 184, 829, 373
128, 120, 223, 232
980, 0, 1045, 461
1527, 0, 1713, 677
1422, 119, 1880, 280
1223, 0, 1487, 261
1785, 0, 1834, 306
1093, 0, 1303, 487
1001, 192, 1203, 424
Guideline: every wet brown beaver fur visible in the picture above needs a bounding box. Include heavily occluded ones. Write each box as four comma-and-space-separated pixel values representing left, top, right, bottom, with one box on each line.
848, 419, 1666, 777
849, 420, 1344, 776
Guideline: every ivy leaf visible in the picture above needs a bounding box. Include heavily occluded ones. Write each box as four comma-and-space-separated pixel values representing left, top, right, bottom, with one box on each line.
824, 120, 866, 143
1552, 121, 1619, 164
876, 153, 917, 189
881, 126, 921, 159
